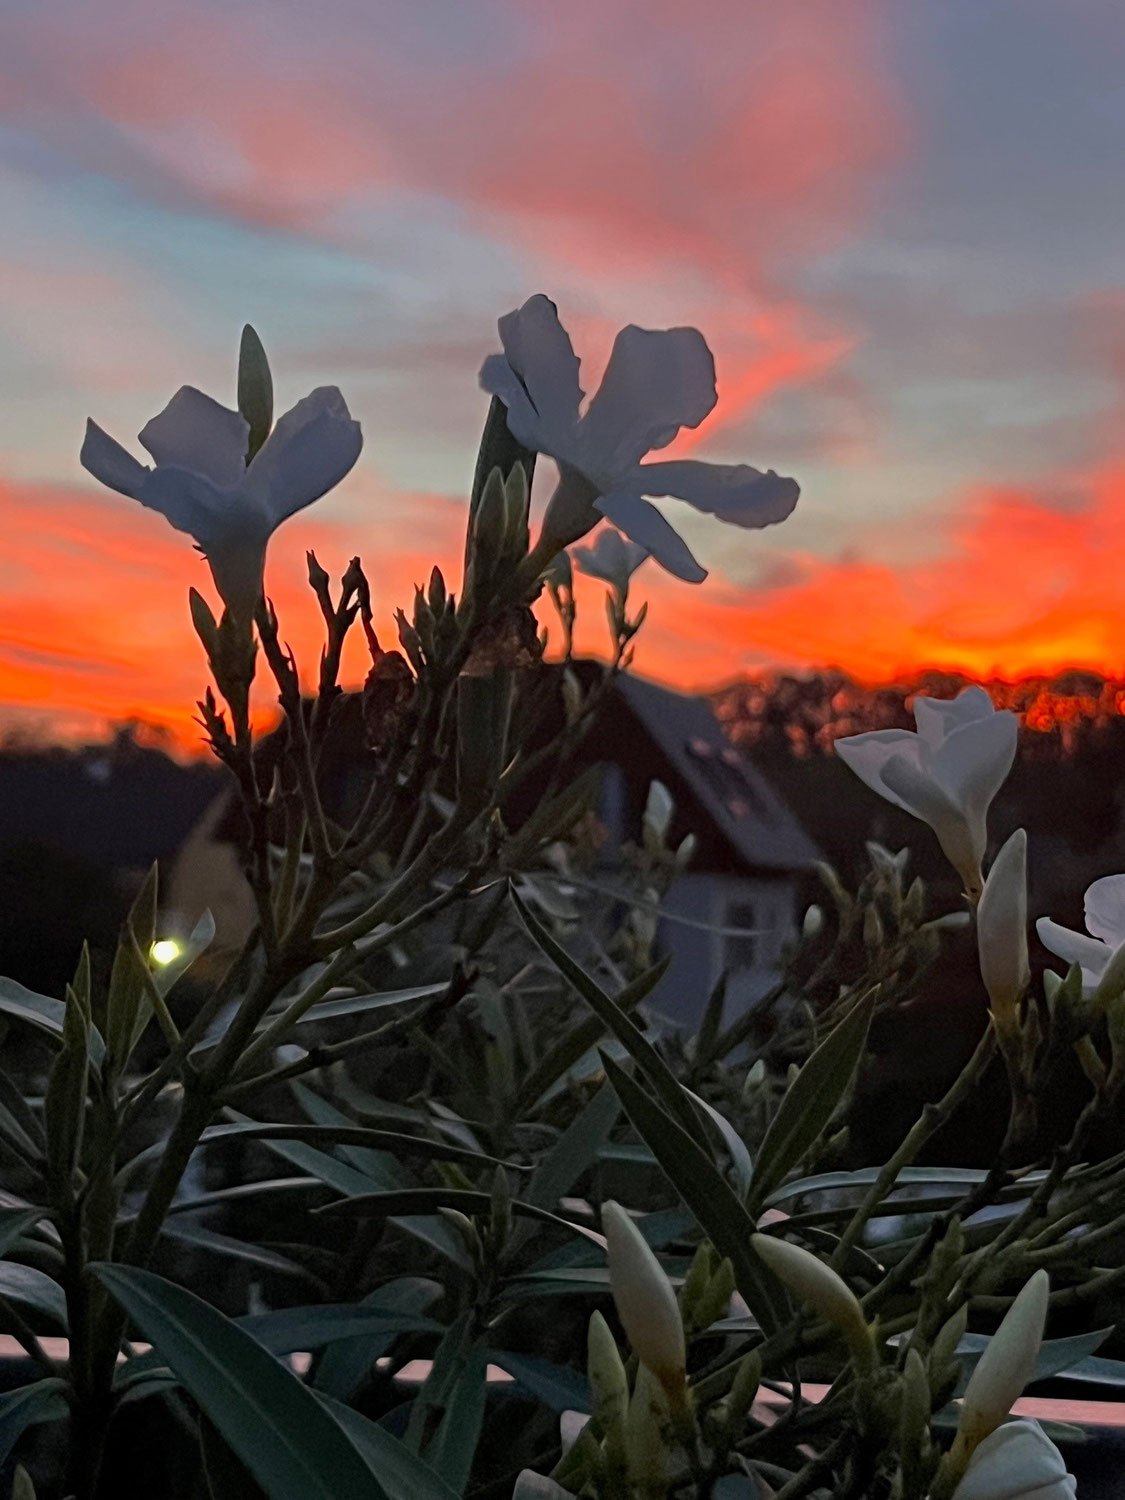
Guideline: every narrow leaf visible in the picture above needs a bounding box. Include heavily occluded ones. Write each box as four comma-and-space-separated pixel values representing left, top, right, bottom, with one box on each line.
600, 1054, 782, 1335
750, 996, 874, 1209
91, 1263, 392, 1500
0, 1380, 68, 1467
512, 889, 696, 1136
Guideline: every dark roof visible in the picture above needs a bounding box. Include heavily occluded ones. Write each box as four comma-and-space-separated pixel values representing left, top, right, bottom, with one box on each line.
0, 744, 222, 869
612, 673, 821, 873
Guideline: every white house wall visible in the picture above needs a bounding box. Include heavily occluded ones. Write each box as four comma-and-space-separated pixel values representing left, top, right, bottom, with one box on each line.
652, 871, 797, 1033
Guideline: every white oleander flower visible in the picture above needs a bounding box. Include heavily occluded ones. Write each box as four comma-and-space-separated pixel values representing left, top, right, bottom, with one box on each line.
952, 1418, 1076, 1499
571, 527, 650, 594
977, 829, 1029, 1029
835, 687, 1018, 898
81, 383, 362, 620
1037, 872, 1125, 999
480, 294, 799, 581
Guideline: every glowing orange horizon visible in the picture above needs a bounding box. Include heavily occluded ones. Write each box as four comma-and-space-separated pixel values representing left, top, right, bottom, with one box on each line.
3, 449, 1125, 758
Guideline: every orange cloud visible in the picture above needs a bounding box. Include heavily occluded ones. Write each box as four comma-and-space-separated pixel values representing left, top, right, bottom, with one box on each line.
10, 452, 1125, 752
0, 478, 465, 751
584, 460, 1125, 687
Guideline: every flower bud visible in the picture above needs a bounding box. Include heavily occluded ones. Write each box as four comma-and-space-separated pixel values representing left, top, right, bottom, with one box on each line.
691, 1256, 736, 1333
751, 1233, 873, 1369
188, 587, 220, 659
624, 1365, 671, 1499
587, 1310, 628, 1443
954, 1270, 1049, 1464
898, 1347, 932, 1486
603, 1201, 686, 1398
10, 1468, 36, 1500
929, 1302, 969, 1395
802, 904, 824, 939
725, 1348, 762, 1423
237, 323, 273, 460
976, 830, 1029, 1031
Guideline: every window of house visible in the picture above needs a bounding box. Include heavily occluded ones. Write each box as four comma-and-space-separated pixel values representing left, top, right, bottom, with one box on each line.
723, 899, 759, 975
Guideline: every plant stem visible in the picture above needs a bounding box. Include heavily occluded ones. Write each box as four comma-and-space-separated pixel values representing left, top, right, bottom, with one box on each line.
831, 1022, 997, 1269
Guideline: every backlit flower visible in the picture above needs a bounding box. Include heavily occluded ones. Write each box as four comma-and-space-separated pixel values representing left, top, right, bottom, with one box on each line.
81, 384, 362, 620
1037, 872, 1125, 996
835, 687, 1018, 899
952, 1418, 1076, 1499
572, 527, 649, 595
480, 295, 799, 582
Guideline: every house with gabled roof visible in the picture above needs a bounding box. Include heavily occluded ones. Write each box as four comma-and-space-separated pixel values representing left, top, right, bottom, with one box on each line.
164, 666, 820, 1024
573, 671, 821, 1030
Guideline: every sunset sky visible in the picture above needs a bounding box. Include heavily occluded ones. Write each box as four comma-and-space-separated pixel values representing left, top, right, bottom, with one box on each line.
2, 0, 1125, 744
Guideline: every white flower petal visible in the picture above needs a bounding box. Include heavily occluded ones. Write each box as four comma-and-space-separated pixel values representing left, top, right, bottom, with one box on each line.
929, 712, 1018, 822
624, 459, 799, 530
572, 527, 649, 590
80, 420, 149, 500
596, 491, 706, 583
914, 686, 997, 749
879, 751, 965, 831
138, 386, 250, 488
834, 730, 926, 813
479, 353, 547, 452
137, 466, 249, 546
578, 324, 716, 471
495, 295, 583, 452
1035, 917, 1111, 978
1083, 872, 1125, 946
953, 1419, 1076, 1500
246, 386, 362, 525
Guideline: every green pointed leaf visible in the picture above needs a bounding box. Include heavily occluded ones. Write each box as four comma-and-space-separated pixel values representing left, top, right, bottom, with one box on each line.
749, 996, 874, 1209
159, 1222, 315, 1281
684, 1089, 753, 1198
201, 1415, 267, 1500
91, 1263, 392, 1500
285, 983, 447, 1027
291, 1084, 407, 1188
0, 977, 105, 1063
0, 1262, 67, 1326
426, 1347, 488, 1493
316, 1188, 605, 1247
0, 1380, 68, 1467
519, 1082, 620, 1228
764, 1166, 1007, 1208
600, 1054, 783, 1336
0, 1210, 47, 1260
952, 1327, 1114, 1396
486, 1350, 590, 1413
512, 889, 697, 1135
0, 1068, 45, 1159
314, 1279, 443, 1400
320, 1395, 461, 1500
118, 1299, 445, 1388
153, 909, 217, 1001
